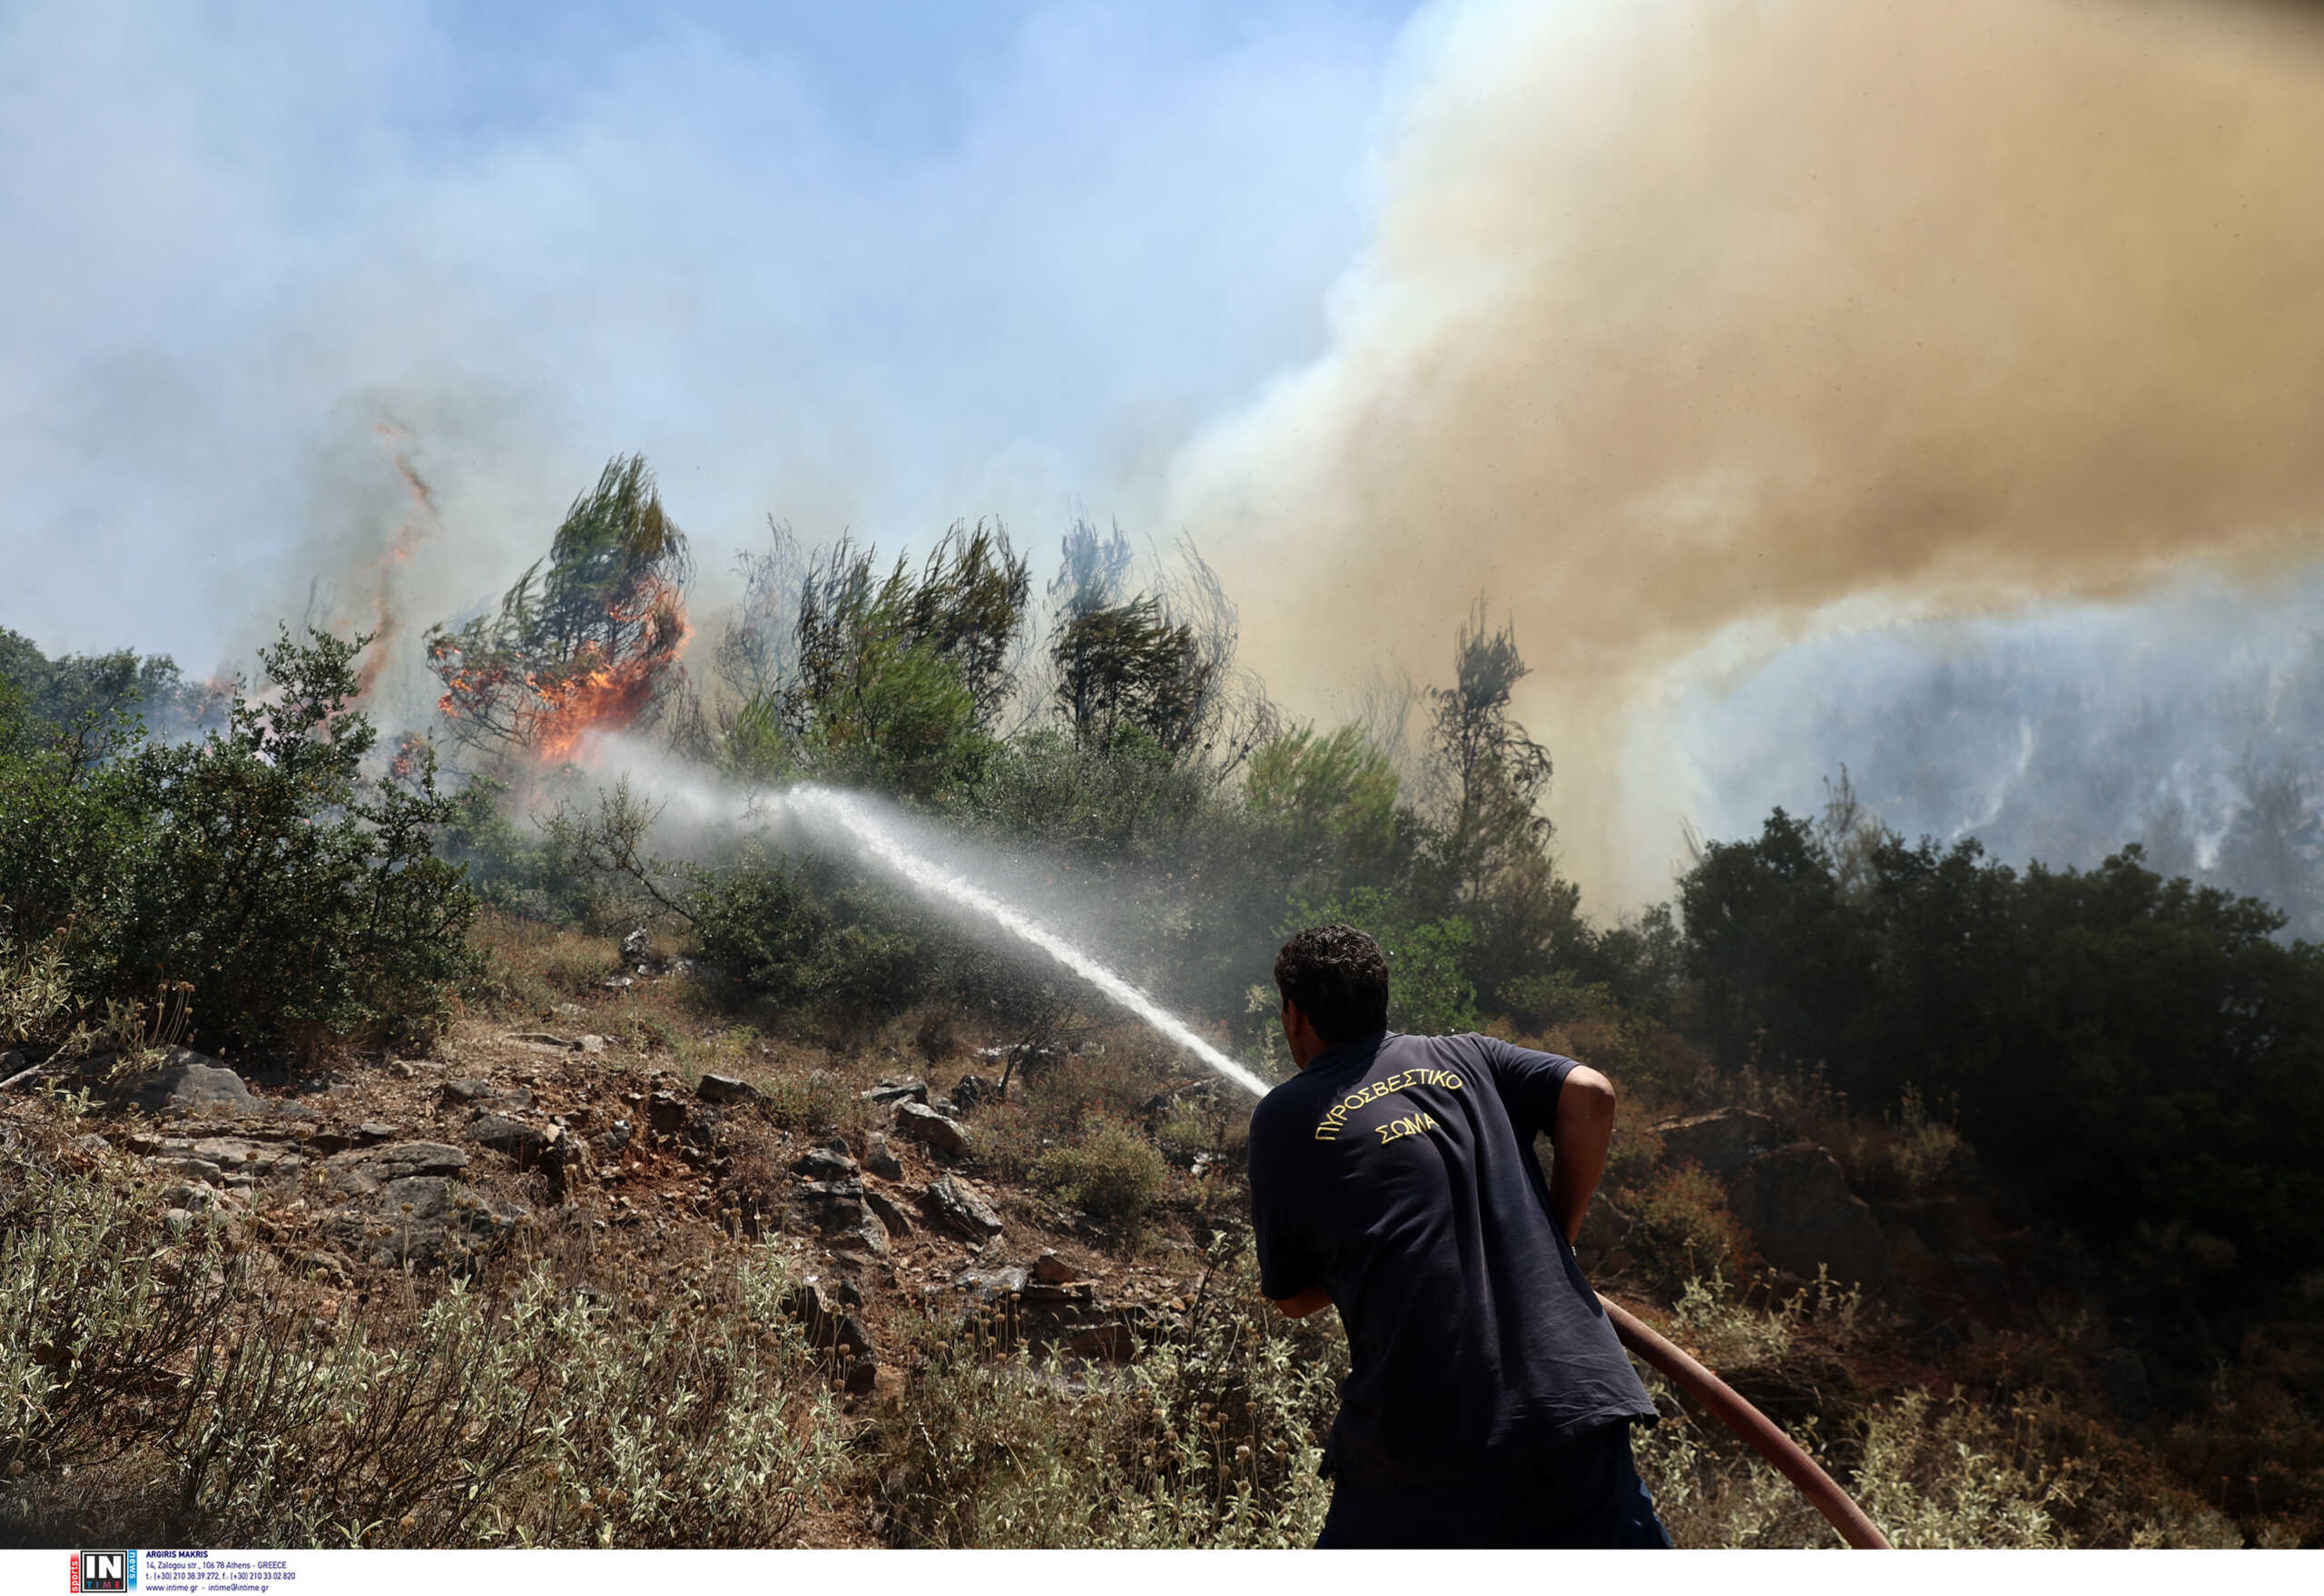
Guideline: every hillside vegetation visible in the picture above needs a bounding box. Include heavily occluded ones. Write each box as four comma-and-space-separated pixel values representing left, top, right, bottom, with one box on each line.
2, 457, 2317, 1547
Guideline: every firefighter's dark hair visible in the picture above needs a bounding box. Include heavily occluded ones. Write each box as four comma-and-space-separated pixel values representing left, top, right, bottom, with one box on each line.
1273, 924, 1391, 1044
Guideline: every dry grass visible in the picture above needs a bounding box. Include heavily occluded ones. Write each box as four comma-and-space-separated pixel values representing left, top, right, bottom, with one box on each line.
0, 1131, 846, 1548
5, 908, 2304, 1549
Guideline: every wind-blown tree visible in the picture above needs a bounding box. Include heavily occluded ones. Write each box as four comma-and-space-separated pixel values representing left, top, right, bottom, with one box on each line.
716, 517, 812, 705
1049, 596, 1216, 757
426, 454, 692, 765
1411, 601, 1582, 1011
1042, 519, 1272, 775
720, 523, 1032, 801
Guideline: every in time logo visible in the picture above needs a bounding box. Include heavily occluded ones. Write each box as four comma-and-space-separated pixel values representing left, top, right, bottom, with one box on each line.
72, 1551, 136, 1592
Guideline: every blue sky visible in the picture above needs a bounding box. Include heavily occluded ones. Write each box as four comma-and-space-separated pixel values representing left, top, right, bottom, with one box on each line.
1, 0, 1421, 665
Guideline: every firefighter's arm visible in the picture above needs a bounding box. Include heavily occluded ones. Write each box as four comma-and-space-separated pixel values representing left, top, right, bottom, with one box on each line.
1549, 1064, 1618, 1245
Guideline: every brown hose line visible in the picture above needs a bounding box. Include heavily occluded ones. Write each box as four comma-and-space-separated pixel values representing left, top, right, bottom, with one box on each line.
1600, 1294, 1894, 1550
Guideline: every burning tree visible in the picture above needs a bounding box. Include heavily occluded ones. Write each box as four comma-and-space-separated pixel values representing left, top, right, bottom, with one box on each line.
427, 455, 692, 766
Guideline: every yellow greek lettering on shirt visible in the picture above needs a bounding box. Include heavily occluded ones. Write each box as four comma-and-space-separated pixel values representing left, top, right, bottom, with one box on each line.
1375, 1109, 1440, 1145
1314, 1067, 1464, 1140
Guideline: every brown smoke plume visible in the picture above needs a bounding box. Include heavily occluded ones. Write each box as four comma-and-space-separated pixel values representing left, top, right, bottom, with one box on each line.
1171, 0, 2324, 903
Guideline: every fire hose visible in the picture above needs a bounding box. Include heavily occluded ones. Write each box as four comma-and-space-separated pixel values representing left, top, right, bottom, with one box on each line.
1599, 1293, 1893, 1549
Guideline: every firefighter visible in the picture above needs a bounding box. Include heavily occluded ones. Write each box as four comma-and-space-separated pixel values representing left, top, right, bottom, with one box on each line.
1248, 923, 1672, 1548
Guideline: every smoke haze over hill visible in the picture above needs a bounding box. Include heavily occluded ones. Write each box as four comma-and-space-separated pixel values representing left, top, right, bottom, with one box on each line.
1173, 0, 2324, 903
13, 0, 2324, 914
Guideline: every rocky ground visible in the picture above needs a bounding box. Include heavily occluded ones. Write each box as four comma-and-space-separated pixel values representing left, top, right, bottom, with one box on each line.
6, 1003, 1237, 1438
1, 923, 2279, 1547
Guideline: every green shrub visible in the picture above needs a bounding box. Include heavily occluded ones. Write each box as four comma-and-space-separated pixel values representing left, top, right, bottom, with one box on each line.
689, 847, 923, 1016
0, 628, 478, 1061
1033, 1118, 1167, 1227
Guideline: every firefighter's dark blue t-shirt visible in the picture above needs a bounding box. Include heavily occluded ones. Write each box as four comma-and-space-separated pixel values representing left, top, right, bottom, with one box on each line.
1247, 1030, 1656, 1490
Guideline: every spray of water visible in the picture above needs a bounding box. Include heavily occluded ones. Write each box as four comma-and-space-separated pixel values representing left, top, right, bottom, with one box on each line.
617, 747, 1275, 1099
773, 786, 1273, 1099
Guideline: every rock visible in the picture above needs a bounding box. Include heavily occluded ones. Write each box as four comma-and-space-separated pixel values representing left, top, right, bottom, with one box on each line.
593, 1119, 634, 1158
923, 1174, 1004, 1239
1032, 1249, 1078, 1286
862, 1187, 916, 1238
1653, 1108, 1789, 1177
844, 1359, 878, 1396
1726, 1143, 1895, 1292
467, 1113, 565, 1167
505, 1032, 576, 1050
696, 1072, 755, 1106
862, 1132, 903, 1181
116, 1049, 261, 1118
792, 1178, 871, 1234
956, 1266, 1029, 1303
442, 1079, 497, 1104
931, 1096, 960, 1118
791, 1148, 859, 1181
783, 1281, 876, 1357
1066, 1322, 1138, 1362
355, 1121, 399, 1143
351, 1141, 470, 1183
156, 1157, 225, 1184
1141, 1079, 1220, 1123
71, 1132, 112, 1157
893, 1101, 970, 1158
576, 1034, 609, 1056
827, 1224, 890, 1257
621, 926, 652, 962
328, 1176, 528, 1271
861, 1077, 929, 1106
646, 1091, 690, 1135
978, 1043, 1063, 1073
160, 1179, 219, 1210
834, 1277, 864, 1308
1021, 1281, 1097, 1305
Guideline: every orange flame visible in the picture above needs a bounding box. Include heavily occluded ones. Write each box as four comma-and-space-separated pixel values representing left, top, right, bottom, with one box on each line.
349, 421, 441, 704
431, 575, 691, 765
